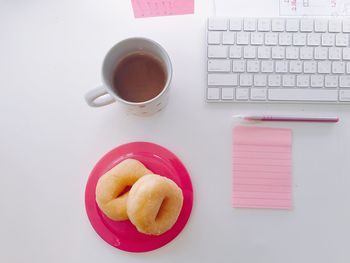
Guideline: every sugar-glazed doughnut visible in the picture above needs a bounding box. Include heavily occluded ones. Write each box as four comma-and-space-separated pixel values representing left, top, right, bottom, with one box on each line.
127, 174, 183, 235
95, 159, 152, 221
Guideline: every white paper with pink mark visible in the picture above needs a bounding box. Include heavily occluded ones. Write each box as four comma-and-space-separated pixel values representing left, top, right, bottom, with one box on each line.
232, 126, 293, 209
280, 0, 350, 16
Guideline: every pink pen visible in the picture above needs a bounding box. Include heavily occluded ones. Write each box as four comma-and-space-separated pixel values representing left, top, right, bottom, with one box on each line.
236, 115, 339, 123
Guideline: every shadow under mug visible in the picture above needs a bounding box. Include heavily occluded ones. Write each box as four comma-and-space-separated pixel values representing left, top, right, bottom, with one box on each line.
85, 38, 172, 116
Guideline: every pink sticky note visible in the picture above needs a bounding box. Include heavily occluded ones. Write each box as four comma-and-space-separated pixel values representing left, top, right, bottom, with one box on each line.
232, 126, 292, 209
131, 0, 194, 18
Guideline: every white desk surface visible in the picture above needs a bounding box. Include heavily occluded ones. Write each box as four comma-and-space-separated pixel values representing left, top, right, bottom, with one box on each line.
1, 1, 350, 262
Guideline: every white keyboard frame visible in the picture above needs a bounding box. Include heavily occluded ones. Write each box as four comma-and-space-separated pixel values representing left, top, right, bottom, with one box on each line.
206, 17, 350, 104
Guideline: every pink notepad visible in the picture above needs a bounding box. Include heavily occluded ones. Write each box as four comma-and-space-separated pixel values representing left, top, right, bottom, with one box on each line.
232, 126, 292, 209
131, 0, 194, 18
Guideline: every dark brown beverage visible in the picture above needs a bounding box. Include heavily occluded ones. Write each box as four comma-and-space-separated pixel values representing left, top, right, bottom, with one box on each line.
112, 52, 167, 103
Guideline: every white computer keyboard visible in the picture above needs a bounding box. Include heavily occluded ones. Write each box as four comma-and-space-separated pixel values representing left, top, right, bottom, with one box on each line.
207, 17, 350, 103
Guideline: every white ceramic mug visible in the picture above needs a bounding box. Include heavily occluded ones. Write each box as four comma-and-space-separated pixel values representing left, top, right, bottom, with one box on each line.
85, 38, 172, 116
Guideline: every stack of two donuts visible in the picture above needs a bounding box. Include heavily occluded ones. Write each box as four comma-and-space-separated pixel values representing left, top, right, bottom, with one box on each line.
95, 159, 183, 236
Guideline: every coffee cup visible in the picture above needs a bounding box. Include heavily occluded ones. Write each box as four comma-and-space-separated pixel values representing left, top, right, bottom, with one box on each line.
85, 38, 172, 116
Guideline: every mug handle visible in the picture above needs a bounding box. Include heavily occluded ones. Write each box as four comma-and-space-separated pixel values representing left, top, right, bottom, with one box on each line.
85, 86, 116, 107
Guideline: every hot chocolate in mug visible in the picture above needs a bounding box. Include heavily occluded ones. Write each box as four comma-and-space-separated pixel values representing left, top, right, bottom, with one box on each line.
85, 38, 172, 116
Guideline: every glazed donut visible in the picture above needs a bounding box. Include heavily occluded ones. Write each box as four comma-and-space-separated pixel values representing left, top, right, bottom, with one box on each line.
127, 174, 184, 235
95, 159, 152, 221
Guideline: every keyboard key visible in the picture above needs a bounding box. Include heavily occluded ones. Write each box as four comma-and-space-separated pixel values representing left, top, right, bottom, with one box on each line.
221, 88, 234, 100
271, 19, 285, 32
251, 32, 264, 45
272, 47, 285, 59
297, 75, 309, 87
236, 88, 249, 100
286, 47, 299, 59
258, 19, 270, 32
257, 46, 271, 59
229, 46, 242, 58
315, 19, 328, 32
265, 33, 278, 45
268, 89, 338, 101
340, 90, 350, 101
340, 76, 350, 87
208, 18, 228, 31
325, 76, 338, 88
332, 62, 345, 73
208, 73, 238, 86
236, 32, 249, 45
322, 33, 335, 46
247, 61, 260, 72
232, 60, 245, 72
335, 34, 348, 46
311, 75, 324, 87
239, 74, 253, 86
243, 46, 256, 58
208, 32, 221, 44
343, 48, 350, 60
286, 19, 299, 32
304, 61, 317, 73
207, 88, 220, 100
329, 47, 341, 60
261, 61, 274, 72
268, 75, 281, 86
250, 88, 267, 100
208, 59, 230, 72
230, 18, 242, 31
289, 61, 303, 73
254, 75, 267, 86
279, 33, 292, 46
275, 61, 288, 73
300, 19, 314, 32
300, 47, 313, 60
244, 18, 256, 31
208, 46, 227, 58
347, 62, 350, 73
222, 32, 235, 44
293, 33, 307, 46
282, 75, 295, 87
329, 20, 342, 33
307, 33, 321, 46
318, 61, 331, 73
315, 47, 328, 60
343, 20, 350, 32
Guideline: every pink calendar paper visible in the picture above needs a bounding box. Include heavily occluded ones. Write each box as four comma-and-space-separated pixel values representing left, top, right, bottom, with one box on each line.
131, 0, 194, 18
232, 126, 292, 209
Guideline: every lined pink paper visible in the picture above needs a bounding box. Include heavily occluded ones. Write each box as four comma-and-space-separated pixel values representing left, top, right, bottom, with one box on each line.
232, 126, 292, 209
131, 0, 194, 18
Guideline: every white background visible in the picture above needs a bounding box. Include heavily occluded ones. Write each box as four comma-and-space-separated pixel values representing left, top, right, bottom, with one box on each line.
1, 0, 350, 262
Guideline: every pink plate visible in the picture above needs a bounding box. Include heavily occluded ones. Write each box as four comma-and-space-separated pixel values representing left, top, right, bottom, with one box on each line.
85, 142, 193, 253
